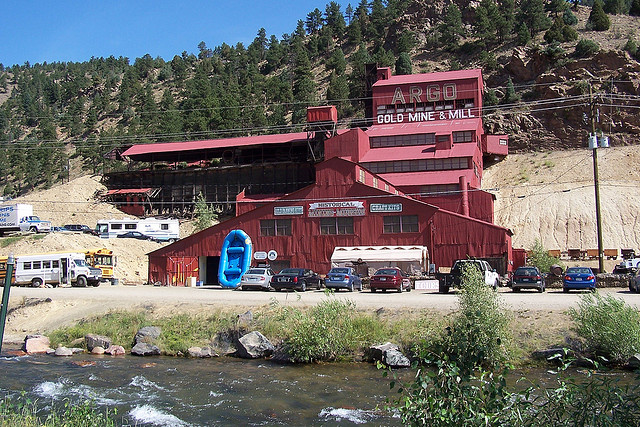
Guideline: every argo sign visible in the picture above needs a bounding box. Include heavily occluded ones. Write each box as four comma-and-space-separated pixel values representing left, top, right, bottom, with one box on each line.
376, 83, 477, 125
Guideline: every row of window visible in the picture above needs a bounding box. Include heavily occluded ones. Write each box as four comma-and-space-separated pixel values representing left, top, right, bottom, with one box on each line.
370, 131, 474, 149
22, 260, 59, 270
362, 157, 469, 174
259, 215, 420, 236
377, 98, 475, 115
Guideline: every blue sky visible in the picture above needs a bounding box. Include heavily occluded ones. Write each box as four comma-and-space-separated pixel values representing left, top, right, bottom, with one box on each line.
1, 0, 349, 67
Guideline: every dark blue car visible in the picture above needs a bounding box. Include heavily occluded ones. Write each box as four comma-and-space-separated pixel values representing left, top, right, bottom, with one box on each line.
563, 267, 596, 292
325, 267, 362, 292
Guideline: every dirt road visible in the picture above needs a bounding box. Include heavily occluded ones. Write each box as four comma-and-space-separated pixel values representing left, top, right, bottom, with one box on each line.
4, 284, 640, 345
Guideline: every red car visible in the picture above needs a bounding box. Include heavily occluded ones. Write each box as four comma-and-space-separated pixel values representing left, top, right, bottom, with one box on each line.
369, 268, 411, 293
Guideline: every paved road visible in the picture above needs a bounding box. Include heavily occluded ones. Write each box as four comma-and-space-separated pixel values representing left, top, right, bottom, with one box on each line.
8, 283, 640, 312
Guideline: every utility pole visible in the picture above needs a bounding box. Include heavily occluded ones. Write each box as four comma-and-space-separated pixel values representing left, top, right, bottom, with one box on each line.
590, 83, 605, 273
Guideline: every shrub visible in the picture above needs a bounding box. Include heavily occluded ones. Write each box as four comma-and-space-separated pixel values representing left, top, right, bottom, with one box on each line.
527, 239, 562, 274
569, 292, 640, 363
283, 297, 362, 362
624, 38, 638, 56
587, 0, 611, 31
575, 39, 600, 57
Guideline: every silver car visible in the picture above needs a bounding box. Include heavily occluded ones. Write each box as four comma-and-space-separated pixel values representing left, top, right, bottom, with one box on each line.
240, 267, 276, 291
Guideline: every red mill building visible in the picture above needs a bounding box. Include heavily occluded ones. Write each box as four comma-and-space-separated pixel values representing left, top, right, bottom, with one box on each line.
120, 68, 514, 285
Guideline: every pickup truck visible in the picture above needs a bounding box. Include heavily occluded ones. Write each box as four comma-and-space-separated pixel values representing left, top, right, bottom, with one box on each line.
436, 259, 501, 293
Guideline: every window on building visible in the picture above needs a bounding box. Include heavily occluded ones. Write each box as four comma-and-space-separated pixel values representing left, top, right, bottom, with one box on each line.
359, 168, 365, 183
23, 262, 31, 270
125, 223, 136, 230
43, 261, 51, 268
111, 223, 122, 230
370, 133, 435, 149
452, 131, 473, 143
362, 157, 469, 174
384, 215, 419, 233
436, 135, 450, 143
33, 261, 41, 269
373, 177, 378, 188
320, 217, 354, 235
260, 219, 291, 236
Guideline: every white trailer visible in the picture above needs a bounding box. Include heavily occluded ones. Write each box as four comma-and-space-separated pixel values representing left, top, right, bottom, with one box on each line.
96, 217, 180, 242
14, 252, 102, 287
0, 204, 51, 235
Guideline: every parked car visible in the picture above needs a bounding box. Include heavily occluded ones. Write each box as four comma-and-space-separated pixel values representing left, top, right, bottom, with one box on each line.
325, 267, 362, 292
63, 224, 99, 236
369, 268, 411, 293
116, 231, 156, 241
563, 267, 596, 292
511, 266, 545, 293
629, 269, 640, 293
270, 268, 323, 292
240, 267, 276, 291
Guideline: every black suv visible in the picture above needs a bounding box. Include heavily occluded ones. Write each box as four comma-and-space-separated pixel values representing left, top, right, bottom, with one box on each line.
63, 224, 98, 236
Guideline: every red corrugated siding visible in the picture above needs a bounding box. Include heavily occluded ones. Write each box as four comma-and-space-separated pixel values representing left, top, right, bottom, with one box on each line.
431, 210, 511, 268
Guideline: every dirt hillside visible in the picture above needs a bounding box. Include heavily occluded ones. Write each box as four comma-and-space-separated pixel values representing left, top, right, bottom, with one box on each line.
1, 175, 196, 284
482, 145, 640, 252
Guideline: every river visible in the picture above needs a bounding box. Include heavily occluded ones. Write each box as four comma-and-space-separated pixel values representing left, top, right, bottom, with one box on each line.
1, 353, 410, 426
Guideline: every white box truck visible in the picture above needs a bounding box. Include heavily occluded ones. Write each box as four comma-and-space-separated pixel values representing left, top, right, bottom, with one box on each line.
0, 204, 51, 235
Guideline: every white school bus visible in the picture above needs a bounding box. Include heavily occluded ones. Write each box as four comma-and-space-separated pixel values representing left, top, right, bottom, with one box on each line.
14, 252, 102, 287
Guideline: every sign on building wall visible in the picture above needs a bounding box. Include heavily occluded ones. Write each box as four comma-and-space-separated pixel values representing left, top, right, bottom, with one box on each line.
274, 206, 303, 216
370, 203, 403, 213
308, 201, 365, 217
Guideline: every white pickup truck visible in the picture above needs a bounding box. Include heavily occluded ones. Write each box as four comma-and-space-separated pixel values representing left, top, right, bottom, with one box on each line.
437, 259, 501, 293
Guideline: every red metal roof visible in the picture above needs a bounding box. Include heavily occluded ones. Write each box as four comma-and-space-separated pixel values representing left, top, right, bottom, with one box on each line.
122, 132, 311, 157
372, 69, 482, 87
359, 141, 477, 163
366, 119, 482, 138
104, 188, 153, 195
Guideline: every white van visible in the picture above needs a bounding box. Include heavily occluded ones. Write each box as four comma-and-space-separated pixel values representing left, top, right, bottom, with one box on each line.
15, 253, 102, 287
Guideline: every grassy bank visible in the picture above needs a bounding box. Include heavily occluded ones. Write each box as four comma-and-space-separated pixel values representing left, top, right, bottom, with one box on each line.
47, 293, 571, 365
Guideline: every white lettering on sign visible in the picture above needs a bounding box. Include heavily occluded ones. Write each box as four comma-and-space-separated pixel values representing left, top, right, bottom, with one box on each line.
370, 203, 403, 213
274, 206, 303, 215
377, 108, 475, 125
309, 201, 364, 209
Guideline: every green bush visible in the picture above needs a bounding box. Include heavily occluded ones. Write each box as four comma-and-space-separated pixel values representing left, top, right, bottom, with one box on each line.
527, 239, 562, 274
575, 39, 600, 57
283, 297, 362, 362
569, 292, 640, 363
441, 264, 512, 369
0, 395, 117, 426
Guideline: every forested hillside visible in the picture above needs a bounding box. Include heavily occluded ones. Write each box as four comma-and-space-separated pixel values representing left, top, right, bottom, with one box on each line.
1, 0, 639, 197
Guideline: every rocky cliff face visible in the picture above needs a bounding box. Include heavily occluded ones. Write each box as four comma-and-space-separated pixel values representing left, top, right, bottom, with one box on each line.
491, 48, 640, 152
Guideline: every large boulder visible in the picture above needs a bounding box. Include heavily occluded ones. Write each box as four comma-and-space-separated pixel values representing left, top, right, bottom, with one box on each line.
134, 326, 161, 344
23, 335, 51, 354
105, 345, 126, 356
367, 342, 411, 368
85, 334, 112, 351
131, 342, 161, 356
235, 331, 274, 359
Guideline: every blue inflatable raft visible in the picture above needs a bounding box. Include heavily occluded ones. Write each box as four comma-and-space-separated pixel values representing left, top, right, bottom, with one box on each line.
218, 229, 253, 288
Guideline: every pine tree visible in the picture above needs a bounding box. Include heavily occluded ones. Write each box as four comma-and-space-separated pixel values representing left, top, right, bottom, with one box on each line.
603, 0, 625, 14
395, 52, 413, 75
502, 77, 520, 104
588, 0, 611, 31
516, 22, 531, 45
292, 46, 316, 125
440, 3, 464, 50
497, 0, 516, 42
631, 0, 640, 16
193, 193, 218, 231
326, 71, 350, 116
519, 0, 551, 36
325, 2, 346, 39
306, 9, 323, 34
326, 48, 347, 74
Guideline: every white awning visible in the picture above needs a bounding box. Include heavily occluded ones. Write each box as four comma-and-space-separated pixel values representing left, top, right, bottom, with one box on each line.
331, 246, 428, 264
